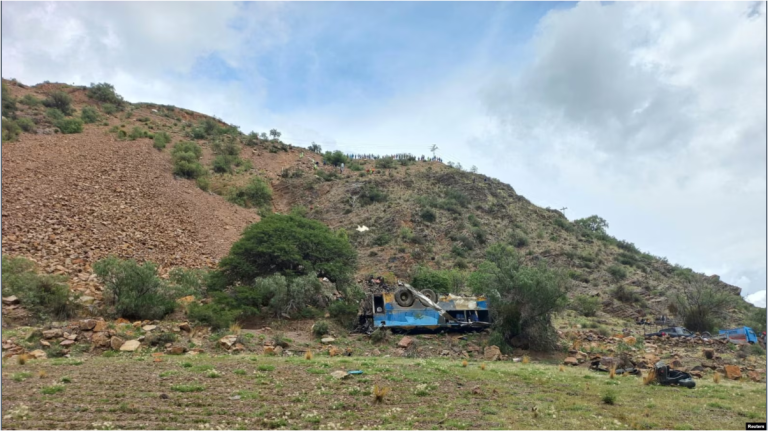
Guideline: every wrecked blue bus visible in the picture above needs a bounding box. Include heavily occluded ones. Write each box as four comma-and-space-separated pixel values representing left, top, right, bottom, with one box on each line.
363, 285, 491, 331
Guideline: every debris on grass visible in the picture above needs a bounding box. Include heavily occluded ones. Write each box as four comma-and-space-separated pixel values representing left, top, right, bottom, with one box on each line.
643, 369, 656, 385
305, 349, 313, 360
373, 385, 390, 403
713, 372, 721, 384
522, 355, 530, 364
462, 360, 468, 367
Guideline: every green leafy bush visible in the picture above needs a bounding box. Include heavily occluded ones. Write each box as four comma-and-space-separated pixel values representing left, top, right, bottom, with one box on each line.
372, 232, 392, 247
420, 208, 436, 223
87, 83, 125, 107
573, 295, 600, 317
196, 176, 210, 191
329, 301, 359, 328
2, 118, 21, 141
672, 278, 737, 332
153, 131, 171, 150
188, 301, 241, 330
171, 141, 206, 179
411, 266, 451, 293
102, 103, 119, 115
80, 106, 100, 124
42, 91, 74, 115
16, 117, 35, 132
375, 157, 396, 169
128, 126, 148, 140
55, 118, 83, 134
19, 94, 40, 107
312, 320, 329, 337
322, 150, 349, 167
93, 256, 176, 320
46, 108, 65, 121
227, 177, 272, 208
607, 265, 627, 281
573, 215, 609, 234
168, 267, 208, 298
1, 255, 78, 321
212, 214, 357, 289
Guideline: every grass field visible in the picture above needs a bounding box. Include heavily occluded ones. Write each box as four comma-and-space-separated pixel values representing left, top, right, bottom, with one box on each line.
2, 354, 765, 430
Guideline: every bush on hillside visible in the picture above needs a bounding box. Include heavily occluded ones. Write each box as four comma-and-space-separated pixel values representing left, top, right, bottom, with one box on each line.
102, 103, 119, 115
574, 215, 609, 234
80, 106, 100, 124
20, 94, 41, 107
672, 278, 738, 333
329, 301, 360, 329
2, 118, 21, 141
617, 240, 640, 254
358, 184, 387, 206
1, 255, 78, 321
607, 265, 627, 281
16, 117, 35, 132
322, 150, 349, 167
93, 256, 176, 320
468, 243, 568, 351
187, 301, 241, 330
172, 141, 206, 179
128, 126, 148, 140
211, 214, 357, 289
87, 83, 125, 107
167, 267, 208, 299
573, 295, 600, 317
56, 118, 84, 134
411, 266, 451, 293
227, 176, 272, 208
420, 208, 436, 223
746, 307, 767, 334
375, 157, 396, 169
2, 83, 18, 117
42, 91, 74, 115
153, 131, 171, 150
46, 108, 65, 122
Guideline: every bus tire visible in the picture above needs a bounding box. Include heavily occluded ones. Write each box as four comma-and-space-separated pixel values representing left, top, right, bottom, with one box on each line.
420, 289, 438, 305
394, 288, 415, 307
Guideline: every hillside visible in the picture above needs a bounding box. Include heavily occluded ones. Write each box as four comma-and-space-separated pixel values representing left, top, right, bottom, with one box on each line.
0, 78, 756, 327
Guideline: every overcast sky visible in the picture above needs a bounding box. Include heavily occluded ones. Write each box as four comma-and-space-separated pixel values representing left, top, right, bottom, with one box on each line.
2, 2, 765, 307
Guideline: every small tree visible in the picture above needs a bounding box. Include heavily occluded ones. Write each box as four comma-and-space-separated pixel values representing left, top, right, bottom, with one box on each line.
269, 129, 281, 141
574, 295, 600, 317
470, 165, 478, 174
93, 256, 176, 320
42, 92, 74, 116
574, 215, 609, 234
87, 82, 125, 107
673, 278, 738, 332
468, 243, 568, 351
309, 142, 322, 153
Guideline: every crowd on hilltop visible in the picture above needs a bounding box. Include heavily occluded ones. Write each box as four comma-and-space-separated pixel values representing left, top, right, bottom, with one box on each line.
345, 153, 443, 163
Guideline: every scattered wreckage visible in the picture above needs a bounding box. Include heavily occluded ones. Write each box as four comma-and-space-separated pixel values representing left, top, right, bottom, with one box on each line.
356, 282, 490, 334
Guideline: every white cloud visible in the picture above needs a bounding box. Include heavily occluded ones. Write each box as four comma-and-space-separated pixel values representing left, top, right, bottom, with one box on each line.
746, 290, 766, 309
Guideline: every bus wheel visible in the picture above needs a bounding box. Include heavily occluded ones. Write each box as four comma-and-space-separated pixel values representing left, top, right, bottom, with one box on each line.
394, 288, 415, 307
420, 289, 438, 305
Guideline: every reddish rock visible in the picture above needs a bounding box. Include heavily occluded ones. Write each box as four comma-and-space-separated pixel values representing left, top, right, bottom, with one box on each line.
748, 371, 764, 383
92, 332, 110, 348
564, 357, 579, 366
483, 345, 501, 361
93, 321, 108, 332
397, 336, 414, 349
724, 364, 742, 380
79, 319, 97, 330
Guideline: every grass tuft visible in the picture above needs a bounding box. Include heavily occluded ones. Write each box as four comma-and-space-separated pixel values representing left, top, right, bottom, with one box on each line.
462, 360, 468, 368
373, 385, 390, 403
522, 355, 530, 364
713, 372, 721, 384
643, 368, 657, 385
305, 349, 313, 360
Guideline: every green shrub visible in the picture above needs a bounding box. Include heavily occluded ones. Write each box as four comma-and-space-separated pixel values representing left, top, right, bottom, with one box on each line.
357, 185, 387, 206
1, 255, 78, 321
472, 227, 488, 245
171, 141, 206, 179
19, 94, 41, 107
212, 155, 237, 174
312, 320, 329, 337
93, 256, 176, 320
607, 265, 627, 281
602, 390, 617, 405
573, 295, 600, 317
227, 177, 272, 208
509, 231, 529, 248
420, 208, 436, 223
56, 118, 83, 134
212, 214, 357, 289
128, 126, 147, 140
16, 117, 35, 132
372, 232, 392, 247
102, 103, 119, 115
672, 278, 738, 333
553, 217, 573, 232
617, 240, 640, 254
370, 328, 388, 343
168, 267, 208, 298
153, 131, 171, 150
46, 108, 65, 121
42, 92, 73, 115
349, 162, 363, 172
487, 330, 513, 355
196, 176, 210, 191
322, 150, 349, 167
2, 118, 21, 141
328, 301, 359, 328
1, 83, 17, 117
187, 302, 240, 330
411, 266, 451, 293
375, 157, 396, 169
80, 106, 100, 124
87, 83, 125, 107
613, 285, 643, 305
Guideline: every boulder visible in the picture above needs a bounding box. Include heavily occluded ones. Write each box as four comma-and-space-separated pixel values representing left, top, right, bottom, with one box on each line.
748, 371, 764, 383
564, 357, 579, 366
92, 332, 111, 348
28, 349, 47, 360
689, 371, 703, 378
179, 322, 191, 332
142, 325, 157, 332
397, 336, 414, 349
60, 339, 75, 346
110, 336, 125, 350
263, 346, 276, 355
219, 335, 238, 349
120, 340, 141, 352
42, 329, 63, 339
724, 364, 742, 380
93, 321, 108, 332
321, 337, 335, 344
701, 361, 717, 370
166, 346, 187, 355
483, 345, 502, 361
2, 296, 20, 305
79, 319, 97, 331
39, 340, 50, 347
330, 370, 349, 380
623, 336, 637, 346
115, 318, 131, 325
274, 346, 284, 356
703, 349, 715, 360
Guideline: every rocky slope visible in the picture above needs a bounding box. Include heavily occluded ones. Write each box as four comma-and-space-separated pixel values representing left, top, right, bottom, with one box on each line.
0, 78, 756, 326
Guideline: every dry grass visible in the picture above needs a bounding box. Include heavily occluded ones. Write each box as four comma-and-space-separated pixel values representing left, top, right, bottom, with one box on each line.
228, 323, 242, 335
643, 368, 657, 385
714, 372, 721, 384
373, 385, 390, 403
481, 363, 486, 371
304, 350, 313, 360
329, 347, 340, 357
462, 360, 468, 367
17, 355, 27, 365
522, 355, 530, 364
37, 370, 47, 379
609, 363, 617, 379
559, 365, 565, 372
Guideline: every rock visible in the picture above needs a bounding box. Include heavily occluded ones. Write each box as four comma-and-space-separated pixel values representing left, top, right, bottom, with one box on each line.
466, 344, 481, 353
42, 329, 62, 339
397, 336, 414, 349
471, 385, 482, 394
28, 349, 47, 359
79, 319, 97, 330
748, 371, 764, 383
703, 349, 715, 360
120, 340, 141, 352
92, 332, 111, 348
670, 359, 683, 369
701, 361, 717, 370
263, 346, 275, 355
330, 370, 349, 380
115, 318, 131, 325
691, 365, 705, 372
78, 296, 96, 305
689, 371, 703, 378
724, 364, 741, 380
2, 296, 20, 305
219, 335, 238, 349
166, 346, 187, 355
274, 346, 284, 356
564, 357, 579, 366
60, 339, 75, 346
321, 337, 335, 344
110, 336, 125, 350
93, 321, 108, 332
440, 349, 451, 357
513, 357, 522, 363
371, 348, 381, 356
40, 340, 50, 347
623, 336, 637, 346
142, 325, 157, 332
179, 322, 191, 332
483, 345, 501, 361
